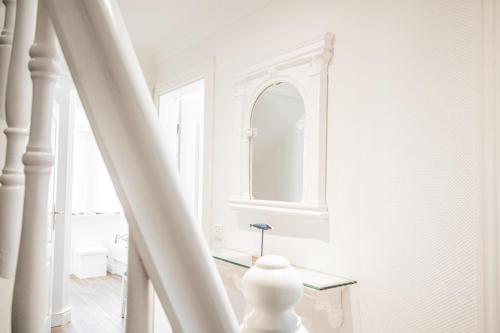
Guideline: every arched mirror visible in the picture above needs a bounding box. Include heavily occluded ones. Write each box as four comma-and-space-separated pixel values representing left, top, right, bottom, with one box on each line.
250, 83, 305, 202
230, 33, 333, 219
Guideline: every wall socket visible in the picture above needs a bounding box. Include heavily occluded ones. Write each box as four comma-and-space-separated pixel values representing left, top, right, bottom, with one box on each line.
213, 224, 224, 242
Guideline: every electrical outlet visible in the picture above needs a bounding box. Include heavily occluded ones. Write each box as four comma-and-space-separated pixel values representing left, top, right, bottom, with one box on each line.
213, 224, 224, 242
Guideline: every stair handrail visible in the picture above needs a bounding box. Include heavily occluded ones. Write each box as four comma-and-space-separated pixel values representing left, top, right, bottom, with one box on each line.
42, 0, 239, 331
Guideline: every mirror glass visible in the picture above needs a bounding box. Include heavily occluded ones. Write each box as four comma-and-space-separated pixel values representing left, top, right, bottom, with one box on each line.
250, 83, 305, 202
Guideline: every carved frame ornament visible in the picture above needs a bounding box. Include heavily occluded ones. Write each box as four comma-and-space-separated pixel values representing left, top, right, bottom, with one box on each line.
229, 33, 335, 220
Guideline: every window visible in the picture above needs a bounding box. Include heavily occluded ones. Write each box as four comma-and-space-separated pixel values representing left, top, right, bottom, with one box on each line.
71, 96, 122, 214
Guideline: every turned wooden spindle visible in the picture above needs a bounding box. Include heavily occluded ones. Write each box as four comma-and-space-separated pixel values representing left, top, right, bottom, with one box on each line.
0, 0, 16, 122
126, 227, 153, 333
241, 255, 309, 333
0, 0, 37, 279
12, 1, 60, 331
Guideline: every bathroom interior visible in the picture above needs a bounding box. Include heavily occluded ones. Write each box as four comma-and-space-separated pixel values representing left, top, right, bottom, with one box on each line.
51, 76, 208, 331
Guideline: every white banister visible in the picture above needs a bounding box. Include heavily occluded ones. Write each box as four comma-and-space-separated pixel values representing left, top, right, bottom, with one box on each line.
126, 228, 153, 333
0, 0, 16, 122
240, 256, 309, 333
0, 0, 37, 279
12, 0, 59, 331
43, 0, 238, 331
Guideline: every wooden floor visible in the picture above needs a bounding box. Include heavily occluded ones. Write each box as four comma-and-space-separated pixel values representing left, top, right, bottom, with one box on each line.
51, 274, 125, 333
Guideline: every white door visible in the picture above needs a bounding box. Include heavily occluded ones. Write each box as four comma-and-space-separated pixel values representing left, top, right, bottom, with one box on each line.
156, 79, 205, 333
158, 79, 205, 221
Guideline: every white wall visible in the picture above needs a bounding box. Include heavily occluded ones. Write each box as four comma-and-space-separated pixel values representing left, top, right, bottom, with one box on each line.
147, 0, 484, 332
70, 214, 128, 273
71, 214, 127, 249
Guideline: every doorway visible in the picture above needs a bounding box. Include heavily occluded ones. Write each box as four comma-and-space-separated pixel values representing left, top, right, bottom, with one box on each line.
50, 73, 213, 332
153, 78, 208, 332
50, 84, 128, 332
158, 79, 205, 223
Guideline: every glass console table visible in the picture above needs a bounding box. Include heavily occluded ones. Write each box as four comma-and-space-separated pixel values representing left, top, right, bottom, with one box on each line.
212, 248, 356, 291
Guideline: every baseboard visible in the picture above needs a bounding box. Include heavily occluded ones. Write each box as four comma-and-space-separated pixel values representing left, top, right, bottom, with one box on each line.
51, 307, 71, 327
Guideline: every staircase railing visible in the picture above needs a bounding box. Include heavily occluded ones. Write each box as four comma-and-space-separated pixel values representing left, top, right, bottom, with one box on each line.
12, 1, 59, 331
0, 0, 36, 279
0, 0, 309, 332
0, 0, 15, 122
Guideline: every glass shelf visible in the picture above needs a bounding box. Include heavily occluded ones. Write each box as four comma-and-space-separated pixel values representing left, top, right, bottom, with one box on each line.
212, 248, 356, 291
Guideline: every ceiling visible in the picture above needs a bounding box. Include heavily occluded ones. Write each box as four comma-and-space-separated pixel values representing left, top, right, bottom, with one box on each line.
117, 0, 272, 64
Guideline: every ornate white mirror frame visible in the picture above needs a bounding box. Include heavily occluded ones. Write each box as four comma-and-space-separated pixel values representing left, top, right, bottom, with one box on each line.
229, 33, 334, 219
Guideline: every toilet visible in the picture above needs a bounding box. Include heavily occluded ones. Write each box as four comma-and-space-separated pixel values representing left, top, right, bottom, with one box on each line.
72, 246, 108, 279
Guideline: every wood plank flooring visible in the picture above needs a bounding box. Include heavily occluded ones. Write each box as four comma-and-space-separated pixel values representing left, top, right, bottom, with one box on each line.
51, 274, 125, 333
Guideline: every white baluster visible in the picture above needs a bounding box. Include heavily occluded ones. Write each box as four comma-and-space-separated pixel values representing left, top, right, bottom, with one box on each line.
0, 0, 37, 279
241, 256, 309, 333
12, 1, 59, 331
126, 229, 153, 333
0, 0, 16, 122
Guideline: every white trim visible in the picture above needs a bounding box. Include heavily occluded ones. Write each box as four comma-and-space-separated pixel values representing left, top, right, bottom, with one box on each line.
51, 307, 71, 328
229, 199, 328, 219
234, 33, 334, 83
51, 83, 76, 328
153, 58, 216, 245
481, 0, 500, 331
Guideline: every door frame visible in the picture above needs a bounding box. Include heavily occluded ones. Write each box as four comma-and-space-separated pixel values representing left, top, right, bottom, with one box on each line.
153, 58, 216, 246
481, 0, 500, 331
50, 76, 76, 327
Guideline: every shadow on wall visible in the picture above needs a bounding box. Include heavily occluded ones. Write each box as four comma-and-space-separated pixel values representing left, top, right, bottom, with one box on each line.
236, 212, 330, 242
